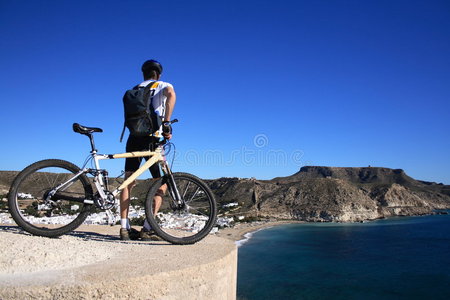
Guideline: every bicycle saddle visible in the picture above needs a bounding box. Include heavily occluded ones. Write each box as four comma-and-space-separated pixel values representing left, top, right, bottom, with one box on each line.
73, 123, 103, 135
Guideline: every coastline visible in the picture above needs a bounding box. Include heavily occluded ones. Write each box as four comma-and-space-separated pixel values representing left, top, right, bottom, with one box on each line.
215, 220, 303, 245
4, 211, 447, 247
215, 211, 449, 246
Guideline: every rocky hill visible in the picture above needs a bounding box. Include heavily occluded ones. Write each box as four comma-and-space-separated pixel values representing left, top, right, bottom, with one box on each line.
0, 171, 19, 196
1, 167, 450, 223
208, 166, 450, 222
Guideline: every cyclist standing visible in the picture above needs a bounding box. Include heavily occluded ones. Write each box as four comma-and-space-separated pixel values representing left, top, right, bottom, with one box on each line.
120, 59, 176, 240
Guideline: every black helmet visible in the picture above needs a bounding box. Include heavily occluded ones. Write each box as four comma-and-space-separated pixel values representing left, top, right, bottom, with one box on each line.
141, 59, 163, 75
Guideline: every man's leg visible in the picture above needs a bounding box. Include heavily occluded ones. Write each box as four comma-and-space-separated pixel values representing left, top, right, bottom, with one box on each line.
142, 183, 165, 231
119, 171, 139, 240
144, 158, 166, 225
120, 171, 135, 224
141, 139, 166, 240
153, 184, 167, 215
141, 183, 167, 241
149, 137, 166, 215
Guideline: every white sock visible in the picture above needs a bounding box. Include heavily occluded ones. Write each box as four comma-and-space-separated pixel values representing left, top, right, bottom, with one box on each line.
143, 219, 152, 231
121, 218, 130, 229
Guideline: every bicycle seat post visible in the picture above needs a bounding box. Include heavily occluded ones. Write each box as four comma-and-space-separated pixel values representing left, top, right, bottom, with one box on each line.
88, 133, 97, 153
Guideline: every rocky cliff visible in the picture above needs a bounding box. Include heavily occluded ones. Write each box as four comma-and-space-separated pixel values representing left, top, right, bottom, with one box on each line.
208, 167, 450, 222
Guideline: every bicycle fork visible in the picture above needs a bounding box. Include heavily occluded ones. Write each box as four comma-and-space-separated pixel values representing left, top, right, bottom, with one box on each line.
161, 162, 184, 209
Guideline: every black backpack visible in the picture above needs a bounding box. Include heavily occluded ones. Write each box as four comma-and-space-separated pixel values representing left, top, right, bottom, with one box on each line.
120, 81, 161, 142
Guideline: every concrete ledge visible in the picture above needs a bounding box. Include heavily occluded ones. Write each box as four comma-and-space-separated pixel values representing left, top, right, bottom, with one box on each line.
0, 225, 237, 300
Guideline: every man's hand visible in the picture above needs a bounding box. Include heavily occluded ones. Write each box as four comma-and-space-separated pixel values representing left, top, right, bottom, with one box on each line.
162, 121, 172, 139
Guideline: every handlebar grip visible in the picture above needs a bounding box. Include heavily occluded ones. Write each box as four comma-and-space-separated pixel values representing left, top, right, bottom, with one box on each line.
162, 122, 172, 135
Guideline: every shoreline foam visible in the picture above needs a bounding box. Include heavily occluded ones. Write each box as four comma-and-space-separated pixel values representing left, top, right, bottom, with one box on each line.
215, 220, 302, 244
235, 226, 273, 247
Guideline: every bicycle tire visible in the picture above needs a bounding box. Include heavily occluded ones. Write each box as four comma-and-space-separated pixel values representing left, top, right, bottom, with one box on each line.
8, 159, 94, 237
145, 172, 217, 245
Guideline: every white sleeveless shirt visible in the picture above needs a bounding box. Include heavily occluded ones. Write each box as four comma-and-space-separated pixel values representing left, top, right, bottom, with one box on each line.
138, 80, 173, 119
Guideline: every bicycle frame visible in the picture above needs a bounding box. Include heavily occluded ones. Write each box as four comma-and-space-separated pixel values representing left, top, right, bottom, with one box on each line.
93, 147, 166, 198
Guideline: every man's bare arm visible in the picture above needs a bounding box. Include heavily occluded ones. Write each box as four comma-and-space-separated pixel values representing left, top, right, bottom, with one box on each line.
162, 85, 176, 139
163, 85, 176, 121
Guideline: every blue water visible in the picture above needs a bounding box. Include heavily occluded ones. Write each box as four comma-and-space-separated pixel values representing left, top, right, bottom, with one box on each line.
237, 214, 450, 300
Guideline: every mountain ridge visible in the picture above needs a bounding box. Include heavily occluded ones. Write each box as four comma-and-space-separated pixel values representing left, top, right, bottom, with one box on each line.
208, 166, 450, 222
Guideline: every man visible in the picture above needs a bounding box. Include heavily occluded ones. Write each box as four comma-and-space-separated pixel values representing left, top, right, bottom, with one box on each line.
120, 59, 176, 240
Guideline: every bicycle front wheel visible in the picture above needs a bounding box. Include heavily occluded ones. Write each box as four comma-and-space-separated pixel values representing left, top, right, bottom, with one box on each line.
8, 159, 94, 237
145, 172, 217, 245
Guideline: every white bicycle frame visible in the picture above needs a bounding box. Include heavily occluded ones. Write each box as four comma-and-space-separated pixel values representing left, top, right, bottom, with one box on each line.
90, 147, 166, 198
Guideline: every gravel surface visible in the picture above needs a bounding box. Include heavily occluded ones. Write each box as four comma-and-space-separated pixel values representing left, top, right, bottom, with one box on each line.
0, 229, 128, 274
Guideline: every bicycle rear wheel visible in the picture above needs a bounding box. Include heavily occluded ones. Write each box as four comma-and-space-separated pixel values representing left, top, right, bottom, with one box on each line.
145, 172, 217, 245
8, 159, 93, 237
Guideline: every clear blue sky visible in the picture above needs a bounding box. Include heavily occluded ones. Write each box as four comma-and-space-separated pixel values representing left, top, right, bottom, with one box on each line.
1, 0, 449, 183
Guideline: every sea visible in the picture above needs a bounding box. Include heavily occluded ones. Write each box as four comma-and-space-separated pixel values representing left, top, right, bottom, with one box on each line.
237, 213, 450, 300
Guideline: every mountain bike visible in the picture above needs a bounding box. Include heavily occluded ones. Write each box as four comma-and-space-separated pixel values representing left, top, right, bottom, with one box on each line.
8, 121, 217, 245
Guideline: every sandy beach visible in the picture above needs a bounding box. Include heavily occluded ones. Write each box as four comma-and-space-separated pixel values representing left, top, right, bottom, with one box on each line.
215, 220, 301, 243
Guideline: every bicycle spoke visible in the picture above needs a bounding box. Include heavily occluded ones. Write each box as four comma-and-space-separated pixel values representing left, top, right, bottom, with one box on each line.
182, 181, 191, 199
187, 207, 210, 217
187, 187, 200, 204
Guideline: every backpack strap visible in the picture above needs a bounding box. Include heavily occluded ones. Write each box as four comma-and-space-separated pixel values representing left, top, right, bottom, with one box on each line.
139, 81, 159, 90
119, 124, 126, 142
149, 81, 159, 89
143, 81, 159, 112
